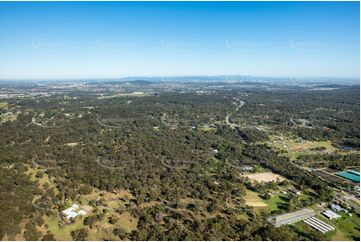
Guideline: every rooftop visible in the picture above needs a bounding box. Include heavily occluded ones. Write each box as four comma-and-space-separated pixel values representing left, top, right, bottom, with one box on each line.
335, 171, 360, 183
62, 204, 87, 220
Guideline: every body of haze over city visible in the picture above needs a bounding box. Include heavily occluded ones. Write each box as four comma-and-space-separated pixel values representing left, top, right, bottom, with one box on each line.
0, 1, 359, 80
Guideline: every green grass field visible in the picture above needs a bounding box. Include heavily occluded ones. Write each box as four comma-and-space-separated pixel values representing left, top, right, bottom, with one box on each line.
263, 194, 288, 211
316, 212, 360, 241
43, 215, 80, 241
333, 213, 360, 240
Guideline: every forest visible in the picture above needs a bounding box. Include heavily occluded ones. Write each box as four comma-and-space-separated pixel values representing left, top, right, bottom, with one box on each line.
0, 84, 359, 240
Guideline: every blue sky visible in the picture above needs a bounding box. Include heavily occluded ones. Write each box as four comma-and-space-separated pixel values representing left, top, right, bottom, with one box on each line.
0, 1, 359, 80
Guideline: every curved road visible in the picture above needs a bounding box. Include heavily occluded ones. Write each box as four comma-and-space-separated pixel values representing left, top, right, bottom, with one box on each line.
225, 99, 245, 129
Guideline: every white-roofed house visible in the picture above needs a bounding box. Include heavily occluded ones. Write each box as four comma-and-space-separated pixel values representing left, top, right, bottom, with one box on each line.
61, 204, 87, 224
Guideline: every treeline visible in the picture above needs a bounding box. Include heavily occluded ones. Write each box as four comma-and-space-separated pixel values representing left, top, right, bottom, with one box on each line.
297, 153, 360, 170
0, 165, 42, 240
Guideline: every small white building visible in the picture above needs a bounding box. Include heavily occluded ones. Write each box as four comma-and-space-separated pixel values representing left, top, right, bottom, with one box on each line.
240, 166, 254, 172
322, 210, 341, 220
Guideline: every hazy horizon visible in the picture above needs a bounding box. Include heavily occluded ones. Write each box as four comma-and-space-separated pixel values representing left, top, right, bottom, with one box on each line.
0, 75, 359, 84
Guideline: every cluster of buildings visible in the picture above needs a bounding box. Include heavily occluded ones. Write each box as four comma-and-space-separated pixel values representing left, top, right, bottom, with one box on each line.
331, 194, 359, 213
267, 208, 339, 234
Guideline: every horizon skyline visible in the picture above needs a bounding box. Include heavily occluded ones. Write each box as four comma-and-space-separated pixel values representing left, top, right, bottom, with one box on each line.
0, 74, 359, 83
0, 1, 360, 79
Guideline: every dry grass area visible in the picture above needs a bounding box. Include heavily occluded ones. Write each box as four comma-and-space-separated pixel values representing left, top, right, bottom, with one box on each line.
83, 189, 134, 203
266, 135, 347, 160
0, 111, 20, 123
242, 172, 285, 183
289, 140, 336, 152
115, 212, 138, 233
24, 165, 59, 194
244, 190, 267, 207
39, 188, 138, 240
22, 168, 138, 241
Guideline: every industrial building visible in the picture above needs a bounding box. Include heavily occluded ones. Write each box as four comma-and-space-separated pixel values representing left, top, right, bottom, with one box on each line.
267, 208, 315, 227
303, 217, 335, 233
335, 170, 360, 183
322, 210, 341, 220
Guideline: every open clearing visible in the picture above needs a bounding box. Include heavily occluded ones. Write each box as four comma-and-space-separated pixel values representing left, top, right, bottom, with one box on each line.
267, 135, 341, 160
263, 194, 289, 211
244, 190, 267, 207
41, 189, 138, 240
316, 211, 360, 241
23, 166, 137, 241
0, 111, 20, 123
242, 172, 285, 183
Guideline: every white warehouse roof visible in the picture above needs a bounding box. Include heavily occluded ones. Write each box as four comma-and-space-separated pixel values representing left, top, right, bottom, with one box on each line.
322, 210, 341, 220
